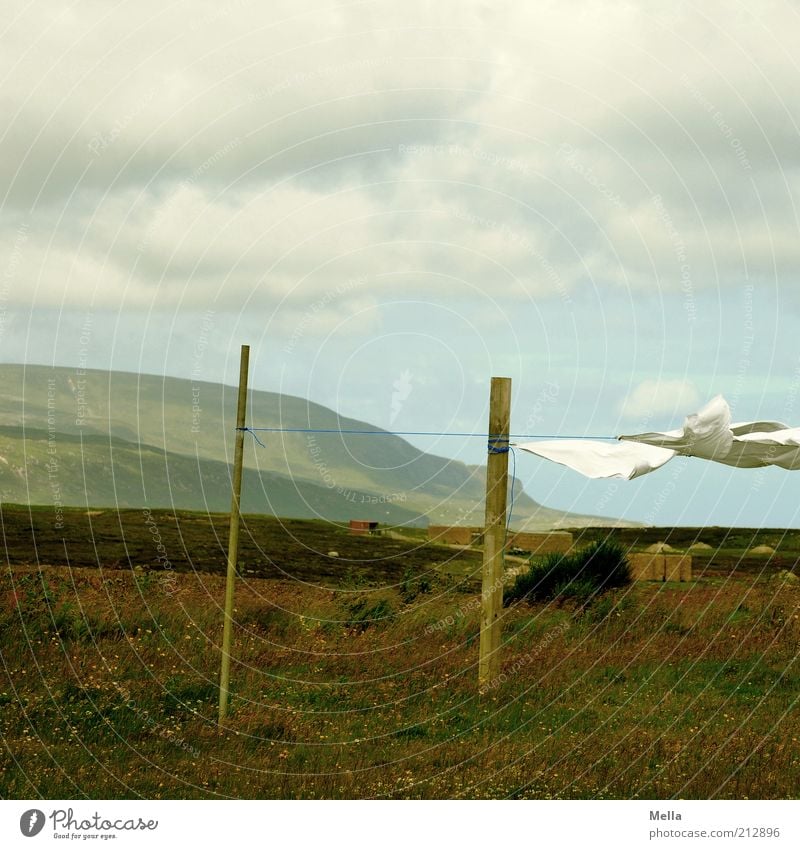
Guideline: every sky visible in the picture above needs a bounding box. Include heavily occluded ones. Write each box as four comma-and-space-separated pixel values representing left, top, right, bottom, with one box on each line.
2, 0, 800, 526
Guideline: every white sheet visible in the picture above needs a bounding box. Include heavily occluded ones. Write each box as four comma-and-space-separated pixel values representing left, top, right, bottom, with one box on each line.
514, 439, 676, 480
514, 395, 800, 479
618, 395, 733, 460
712, 426, 800, 470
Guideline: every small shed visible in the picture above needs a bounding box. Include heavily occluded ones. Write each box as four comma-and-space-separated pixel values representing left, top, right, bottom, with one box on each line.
349, 519, 378, 536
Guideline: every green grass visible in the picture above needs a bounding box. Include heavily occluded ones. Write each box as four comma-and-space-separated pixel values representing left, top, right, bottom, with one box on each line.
2, 549, 800, 799
568, 526, 800, 576
0, 502, 481, 586
344, 596, 394, 631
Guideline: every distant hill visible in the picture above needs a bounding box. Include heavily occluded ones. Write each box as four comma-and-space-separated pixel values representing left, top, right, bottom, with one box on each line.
0, 364, 629, 528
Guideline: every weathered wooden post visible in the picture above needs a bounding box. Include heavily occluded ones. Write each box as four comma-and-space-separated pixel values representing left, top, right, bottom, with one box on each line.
478, 376, 511, 691
218, 343, 250, 724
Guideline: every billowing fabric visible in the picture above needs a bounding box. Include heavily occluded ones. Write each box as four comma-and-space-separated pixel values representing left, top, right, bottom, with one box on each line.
618, 395, 733, 460
704, 426, 800, 470
514, 439, 676, 480
515, 395, 800, 480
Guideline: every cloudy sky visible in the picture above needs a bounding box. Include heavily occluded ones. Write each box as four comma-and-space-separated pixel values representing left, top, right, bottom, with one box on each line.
3, 0, 800, 526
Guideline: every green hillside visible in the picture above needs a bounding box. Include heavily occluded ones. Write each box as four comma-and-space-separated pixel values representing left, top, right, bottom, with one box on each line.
0, 426, 425, 523
0, 364, 622, 527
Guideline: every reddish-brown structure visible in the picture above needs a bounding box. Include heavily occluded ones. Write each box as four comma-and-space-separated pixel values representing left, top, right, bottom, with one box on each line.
428, 525, 477, 545
349, 519, 378, 535
507, 532, 573, 555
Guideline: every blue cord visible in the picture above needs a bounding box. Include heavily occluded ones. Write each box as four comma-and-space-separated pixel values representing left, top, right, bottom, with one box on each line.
239, 426, 266, 447
236, 426, 614, 440
238, 425, 520, 534
507, 445, 517, 532
486, 437, 516, 530
487, 435, 510, 454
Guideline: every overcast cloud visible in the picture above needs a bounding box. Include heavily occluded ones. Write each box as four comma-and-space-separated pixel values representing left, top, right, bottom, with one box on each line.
3, 0, 800, 525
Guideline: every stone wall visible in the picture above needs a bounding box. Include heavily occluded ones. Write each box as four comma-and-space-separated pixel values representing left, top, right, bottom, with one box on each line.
508, 532, 573, 555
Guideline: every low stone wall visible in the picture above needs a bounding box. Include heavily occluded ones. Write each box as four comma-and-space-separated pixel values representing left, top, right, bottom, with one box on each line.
428, 527, 574, 554
427, 525, 476, 546
508, 532, 573, 555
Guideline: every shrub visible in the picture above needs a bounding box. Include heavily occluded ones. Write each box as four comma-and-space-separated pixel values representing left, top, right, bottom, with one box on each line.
160, 676, 218, 717
393, 724, 428, 739
400, 568, 433, 603
52, 602, 127, 642
345, 597, 393, 632
400, 568, 417, 603
504, 540, 631, 606
238, 607, 294, 637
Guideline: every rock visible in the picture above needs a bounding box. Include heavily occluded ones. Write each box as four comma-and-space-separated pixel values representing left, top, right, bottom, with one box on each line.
774, 569, 799, 583
646, 542, 676, 553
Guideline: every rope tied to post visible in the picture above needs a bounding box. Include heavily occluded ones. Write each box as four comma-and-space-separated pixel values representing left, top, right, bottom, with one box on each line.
487, 435, 510, 454
236, 426, 266, 447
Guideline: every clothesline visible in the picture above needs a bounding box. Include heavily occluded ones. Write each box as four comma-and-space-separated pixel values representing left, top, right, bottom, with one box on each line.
238, 394, 800, 481
236, 425, 523, 531
237, 426, 618, 440
517, 395, 800, 479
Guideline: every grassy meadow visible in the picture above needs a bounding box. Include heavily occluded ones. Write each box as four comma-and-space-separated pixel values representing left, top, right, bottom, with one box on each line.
1, 504, 800, 799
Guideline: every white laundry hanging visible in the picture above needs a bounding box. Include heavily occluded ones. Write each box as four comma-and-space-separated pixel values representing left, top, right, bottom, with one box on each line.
513, 438, 676, 481
618, 394, 733, 460
515, 395, 800, 480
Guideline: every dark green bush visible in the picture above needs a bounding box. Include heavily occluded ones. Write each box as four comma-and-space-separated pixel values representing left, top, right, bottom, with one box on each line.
160, 676, 218, 717
392, 724, 428, 740
346, 597, 393, 631
238, 606, 294, 637
504, 540, 631, 606
400, 568, 433, 603
51, 603, 135, 642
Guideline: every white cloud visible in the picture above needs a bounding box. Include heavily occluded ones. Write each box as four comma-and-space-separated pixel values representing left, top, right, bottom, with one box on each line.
619, 379, 702, 420
2, 0, 800, 318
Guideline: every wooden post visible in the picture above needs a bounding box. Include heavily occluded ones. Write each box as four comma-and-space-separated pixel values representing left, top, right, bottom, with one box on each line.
218, 344, 250, 724
479, 376, 511, 691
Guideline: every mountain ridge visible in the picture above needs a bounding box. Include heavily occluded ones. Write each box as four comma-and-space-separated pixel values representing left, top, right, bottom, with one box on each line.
0, 363, 634, 528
